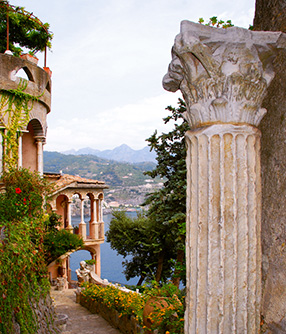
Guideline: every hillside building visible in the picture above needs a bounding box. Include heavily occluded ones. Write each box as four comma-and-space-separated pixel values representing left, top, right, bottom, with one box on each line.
0, 52, 108, 289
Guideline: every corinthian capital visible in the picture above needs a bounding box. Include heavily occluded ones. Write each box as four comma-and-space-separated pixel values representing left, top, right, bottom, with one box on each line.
163, 21, 286, 129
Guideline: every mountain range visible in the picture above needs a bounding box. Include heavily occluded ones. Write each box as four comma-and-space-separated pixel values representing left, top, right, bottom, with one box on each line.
43, 151, 159, 188
62, 144, 157, 164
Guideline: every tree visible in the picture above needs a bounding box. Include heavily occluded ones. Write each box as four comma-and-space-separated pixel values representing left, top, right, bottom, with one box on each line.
144, 98, 189, 286
253, 0, 286, 32
106, 99, 189, 286
107, 211, 161, 285
0, 1, 52, 56
252, 1, 286, 331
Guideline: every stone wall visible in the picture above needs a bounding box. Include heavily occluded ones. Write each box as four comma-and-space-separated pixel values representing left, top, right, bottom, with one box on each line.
12, 293, 60, 334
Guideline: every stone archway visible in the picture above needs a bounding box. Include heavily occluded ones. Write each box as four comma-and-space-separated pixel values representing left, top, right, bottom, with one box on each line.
22, 119, 45, 174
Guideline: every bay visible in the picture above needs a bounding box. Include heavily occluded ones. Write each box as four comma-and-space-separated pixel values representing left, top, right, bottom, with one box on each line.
69, 212, 140, 286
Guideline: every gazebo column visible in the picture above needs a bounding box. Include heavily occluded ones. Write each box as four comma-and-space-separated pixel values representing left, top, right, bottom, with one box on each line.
66, 200, 73, 233
98, 198, 104, 238
90, 199, 99, 239
163, 21, 285, 334
79, 198, 86, 240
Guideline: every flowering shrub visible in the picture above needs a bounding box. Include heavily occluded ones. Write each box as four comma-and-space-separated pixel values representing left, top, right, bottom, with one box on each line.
0, 168, 51, 334
81, 283, 147, 325
81, 281, 185, 333
0, 168, 83, 333
142, 282, 185, 334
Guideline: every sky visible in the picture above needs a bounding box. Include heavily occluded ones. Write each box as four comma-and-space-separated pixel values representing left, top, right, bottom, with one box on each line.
14, 0, 256, 152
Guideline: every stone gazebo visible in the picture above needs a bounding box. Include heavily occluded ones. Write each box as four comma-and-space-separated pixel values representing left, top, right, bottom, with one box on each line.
46, 173, 108, 288
163, 21, 286, 334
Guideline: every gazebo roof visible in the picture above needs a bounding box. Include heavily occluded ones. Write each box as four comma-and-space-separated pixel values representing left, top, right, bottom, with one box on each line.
44, 173, 109, 196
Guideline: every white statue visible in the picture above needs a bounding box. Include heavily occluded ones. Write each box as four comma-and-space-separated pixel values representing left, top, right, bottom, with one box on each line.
75, 261, 90, 283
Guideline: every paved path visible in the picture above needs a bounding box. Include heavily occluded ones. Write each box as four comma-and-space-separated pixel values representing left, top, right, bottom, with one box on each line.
51, 288, 121, 334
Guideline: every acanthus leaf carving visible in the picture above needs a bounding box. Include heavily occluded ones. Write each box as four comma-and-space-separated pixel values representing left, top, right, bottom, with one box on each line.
163, 21, 286, 129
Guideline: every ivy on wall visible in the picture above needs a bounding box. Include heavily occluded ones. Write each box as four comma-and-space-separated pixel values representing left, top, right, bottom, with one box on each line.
0, 78, 41, 170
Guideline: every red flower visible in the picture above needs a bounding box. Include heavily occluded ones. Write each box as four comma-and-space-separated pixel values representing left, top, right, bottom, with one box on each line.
15, 188, 22, 194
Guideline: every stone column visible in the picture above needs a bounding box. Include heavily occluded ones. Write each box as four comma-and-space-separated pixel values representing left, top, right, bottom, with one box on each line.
163, 21, 286, 334
34, 136, 45, 175
90, 199, 99, 239
98, 198, 104, 238
79, 198, 86, 240
66, 200, 73, 233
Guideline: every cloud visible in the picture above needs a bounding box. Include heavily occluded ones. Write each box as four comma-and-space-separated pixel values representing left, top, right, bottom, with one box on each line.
45, 92, 181, 151
16, 0, 256, 151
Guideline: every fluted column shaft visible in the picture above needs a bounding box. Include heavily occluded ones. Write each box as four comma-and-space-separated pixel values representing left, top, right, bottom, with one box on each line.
162, 20, 285, 334
185, 124, 261, 334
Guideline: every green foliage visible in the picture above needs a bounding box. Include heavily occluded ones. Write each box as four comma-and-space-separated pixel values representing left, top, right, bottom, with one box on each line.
0, 168, 83, 332
0, 168, 51, 334
0, 1, 52, 56
43, 212, 83, 265
81, 282, 146, 324
144, 98, 189, 285
0, 168, 51, 221
106, 99, 188, 286
43, 228, 84, 265
198, 16, 234, 28
106, 210, 167, 284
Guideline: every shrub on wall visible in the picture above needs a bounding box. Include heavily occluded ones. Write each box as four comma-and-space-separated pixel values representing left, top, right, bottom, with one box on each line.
0, 168, 83, 333
0, 168, 52, 333
81, 283, 146, 325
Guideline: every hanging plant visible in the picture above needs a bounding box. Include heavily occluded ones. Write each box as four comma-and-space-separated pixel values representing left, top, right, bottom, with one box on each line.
0, 78, 42, 170
0, 1, 53, 56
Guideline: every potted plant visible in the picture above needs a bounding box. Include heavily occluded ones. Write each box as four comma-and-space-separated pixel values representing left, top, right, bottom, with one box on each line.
43, 66, 52, 77
20, 51, 39, 65
74, 226, 79, 235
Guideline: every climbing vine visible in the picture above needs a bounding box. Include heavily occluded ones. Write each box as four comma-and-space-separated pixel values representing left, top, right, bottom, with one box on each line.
0, 78, 40, 170
0, 168, 51, 334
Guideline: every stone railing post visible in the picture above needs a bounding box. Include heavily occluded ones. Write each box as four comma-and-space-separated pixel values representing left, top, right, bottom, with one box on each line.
163, 21, 286, 334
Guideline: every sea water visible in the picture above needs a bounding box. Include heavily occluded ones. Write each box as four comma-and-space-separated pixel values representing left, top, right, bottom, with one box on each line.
69, 212, 140, 286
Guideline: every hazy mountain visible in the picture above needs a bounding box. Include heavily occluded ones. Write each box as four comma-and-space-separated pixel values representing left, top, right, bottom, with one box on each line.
43, 151, 159, 188
62, 144, 156, 163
